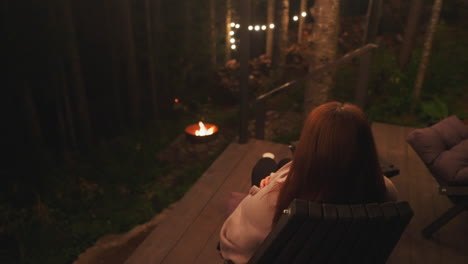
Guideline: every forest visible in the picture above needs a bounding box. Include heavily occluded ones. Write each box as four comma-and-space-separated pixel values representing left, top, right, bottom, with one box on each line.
2, 0, 468, 263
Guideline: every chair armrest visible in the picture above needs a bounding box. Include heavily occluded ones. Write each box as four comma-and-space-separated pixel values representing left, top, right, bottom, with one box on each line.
439, 186, 468, 196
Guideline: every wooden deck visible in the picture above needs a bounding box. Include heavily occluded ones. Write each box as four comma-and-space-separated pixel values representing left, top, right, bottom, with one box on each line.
125, 123, 468, 264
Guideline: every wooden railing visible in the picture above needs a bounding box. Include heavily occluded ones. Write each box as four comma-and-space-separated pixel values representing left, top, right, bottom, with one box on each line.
254, 43, 378, 139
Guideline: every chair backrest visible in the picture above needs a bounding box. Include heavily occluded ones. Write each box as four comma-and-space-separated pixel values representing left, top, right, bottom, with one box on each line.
247, 199, 413, 264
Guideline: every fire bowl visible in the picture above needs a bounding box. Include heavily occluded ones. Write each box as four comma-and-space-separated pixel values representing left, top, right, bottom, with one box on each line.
184, 123, 219, 144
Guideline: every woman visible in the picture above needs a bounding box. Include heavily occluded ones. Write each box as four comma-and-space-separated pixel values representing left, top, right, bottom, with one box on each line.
219, 102, 398, 264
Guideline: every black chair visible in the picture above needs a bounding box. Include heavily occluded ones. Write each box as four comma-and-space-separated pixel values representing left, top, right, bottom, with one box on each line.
247, 199, 413, 264
406, 116, 468, 238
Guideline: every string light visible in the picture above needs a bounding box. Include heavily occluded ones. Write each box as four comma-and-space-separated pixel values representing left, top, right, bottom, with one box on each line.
229, 31, 235, 36
261, 25, 267, 30
269, 24, 275, 29
254, 25, 260, 31
230, 38, 235, 44
248, 25, 253, 31
293, 15, 299, 21
231, 44, 236, 50
301, 12, 307, 17
235, 24, 240, 29
230, 22, 236, 27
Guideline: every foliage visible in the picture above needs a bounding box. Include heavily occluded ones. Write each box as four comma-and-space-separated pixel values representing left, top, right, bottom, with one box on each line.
356, 23, 468, 126
1, 107, 234, 264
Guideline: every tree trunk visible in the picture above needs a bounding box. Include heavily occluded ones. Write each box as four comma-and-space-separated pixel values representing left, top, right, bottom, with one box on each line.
103, 0, 123, 130
61, 64, 78, 150
399, 0, 424, 70
266, 0, 275, 58
209, 0, 217, 69
120, 0, 141, 127
298, 0, 307, 43
144, 0, 158, 119
303, 0, 340, 115
414, 0, 443, 100
225, 0, 233, 61
354, 0, 383, 108
398, 0, 424, 70
62, 0, 93, 145
22, 83, 43, 146
153, 0, 166, 107
276, 0, 290, 76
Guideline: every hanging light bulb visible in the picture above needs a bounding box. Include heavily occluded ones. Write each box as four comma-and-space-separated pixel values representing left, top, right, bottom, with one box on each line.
254, 25, 260, 31
293, 15, 299, 21
248, 25, 253, 31
230, 38, 235, 44
261, 25, 267, 30
231, 44, 236, 50
230, 22, 236, 27
301, 12, 307, 17
235, 24, 240, 29
269, 24, 275, 29
229, 31, 235, 36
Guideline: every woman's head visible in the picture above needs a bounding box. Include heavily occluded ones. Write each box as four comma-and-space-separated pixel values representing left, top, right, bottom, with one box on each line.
274, 102, 386, 222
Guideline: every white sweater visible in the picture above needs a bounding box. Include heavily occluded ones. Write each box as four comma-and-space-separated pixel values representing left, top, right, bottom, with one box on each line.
219, 161, 398, 264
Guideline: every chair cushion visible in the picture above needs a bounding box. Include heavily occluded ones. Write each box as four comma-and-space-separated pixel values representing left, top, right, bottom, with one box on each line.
406, 127, 446, 165
431, 116, 468, 148
406, 116, 468, 185
430, 140, 468, 184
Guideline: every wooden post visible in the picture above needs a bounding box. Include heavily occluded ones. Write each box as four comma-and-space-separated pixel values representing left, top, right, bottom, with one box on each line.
354, 0, 383, 109
239, 0, 251, 144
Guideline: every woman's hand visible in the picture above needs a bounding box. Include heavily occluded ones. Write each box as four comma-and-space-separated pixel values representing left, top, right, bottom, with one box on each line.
260, 176, 271, 188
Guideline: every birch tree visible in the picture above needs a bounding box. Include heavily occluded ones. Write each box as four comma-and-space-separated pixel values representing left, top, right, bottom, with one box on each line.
303, 0, 340, 115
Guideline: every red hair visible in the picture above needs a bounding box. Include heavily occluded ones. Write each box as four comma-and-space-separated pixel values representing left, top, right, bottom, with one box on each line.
273, 102, 386, 223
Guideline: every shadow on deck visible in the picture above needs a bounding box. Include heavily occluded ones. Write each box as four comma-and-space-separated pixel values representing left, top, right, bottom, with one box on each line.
125, 123, 468, 264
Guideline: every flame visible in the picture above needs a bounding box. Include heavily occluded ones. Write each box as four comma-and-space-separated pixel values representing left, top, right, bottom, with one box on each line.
195, 121, 214, 136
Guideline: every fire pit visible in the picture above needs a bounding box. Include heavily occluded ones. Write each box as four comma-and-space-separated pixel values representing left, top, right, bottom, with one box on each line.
185, 121, 219, 144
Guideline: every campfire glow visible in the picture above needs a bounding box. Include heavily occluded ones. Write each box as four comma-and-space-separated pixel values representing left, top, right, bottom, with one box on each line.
184, 121, 218, 143
195, 121, 215, 136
